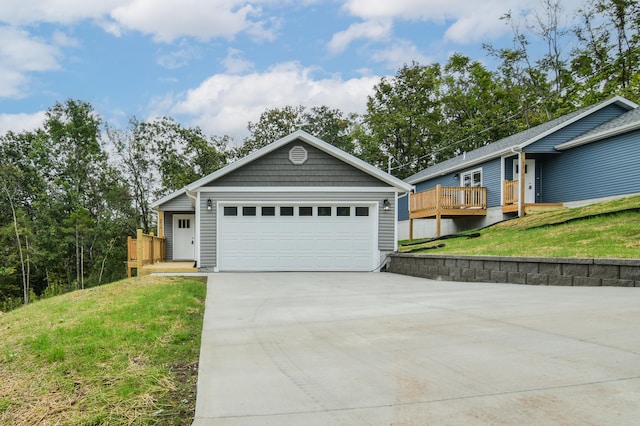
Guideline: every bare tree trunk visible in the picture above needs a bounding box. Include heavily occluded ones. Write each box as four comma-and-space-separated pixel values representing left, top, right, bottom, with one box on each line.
2, 185, 28, 304
99, 239, 115, 285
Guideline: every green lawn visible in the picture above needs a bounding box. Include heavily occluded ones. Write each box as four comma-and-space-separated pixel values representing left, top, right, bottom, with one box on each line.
400, 195, 640, 258
0, 275, 206, 425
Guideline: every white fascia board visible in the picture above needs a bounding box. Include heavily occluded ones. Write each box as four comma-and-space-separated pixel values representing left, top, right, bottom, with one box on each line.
408, 97, 638, 185
186, 130, 412, 193
407, 150, 516, 184
150, 187, 187, 210
555, 121, 640, 150
193, 186, 405, 193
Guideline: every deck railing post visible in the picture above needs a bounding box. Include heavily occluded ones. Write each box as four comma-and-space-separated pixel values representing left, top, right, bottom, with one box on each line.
136, 229, 144, 273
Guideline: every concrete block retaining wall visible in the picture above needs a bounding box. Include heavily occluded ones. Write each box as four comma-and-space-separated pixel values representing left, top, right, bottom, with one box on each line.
387, 253, 640, 287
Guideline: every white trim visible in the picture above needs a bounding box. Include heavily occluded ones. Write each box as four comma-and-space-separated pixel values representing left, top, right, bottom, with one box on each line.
406, 96, 638, 185
555, 120, 640, 150
187, 130, 412, 192
500, 154, 506, 205
151, 188, 187, 209
215, 199, 379, 271
216, 200, 382, 207
172, 213, 195, 260
393, 193, 399, 251
193, 186, 402, 193
195, 193, 201, 267
460, 167, 483, 187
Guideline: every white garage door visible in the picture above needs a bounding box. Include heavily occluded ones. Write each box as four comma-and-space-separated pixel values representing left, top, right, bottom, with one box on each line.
217, 203, 377, 271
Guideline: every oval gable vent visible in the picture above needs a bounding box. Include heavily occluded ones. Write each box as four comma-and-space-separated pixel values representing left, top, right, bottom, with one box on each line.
289, 145, 308, 165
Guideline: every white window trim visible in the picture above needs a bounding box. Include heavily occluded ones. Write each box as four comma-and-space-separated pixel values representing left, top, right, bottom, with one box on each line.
460, 168, 483, 187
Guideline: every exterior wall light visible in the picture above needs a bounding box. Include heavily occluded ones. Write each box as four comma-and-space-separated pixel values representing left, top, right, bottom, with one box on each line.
207, 199, 212, 210
383, 199, 391, 211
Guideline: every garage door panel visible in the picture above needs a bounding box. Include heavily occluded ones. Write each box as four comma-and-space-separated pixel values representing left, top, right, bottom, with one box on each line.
218, 203, 376, 271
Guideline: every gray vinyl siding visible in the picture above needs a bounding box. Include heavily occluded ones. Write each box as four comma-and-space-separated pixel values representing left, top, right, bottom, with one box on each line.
164, 212, 175, 261
198, 191, 396, 269
542, 130, 640, 203
157, 193, 193, 211
526, 104, 629, 153
208, 141, 383, 187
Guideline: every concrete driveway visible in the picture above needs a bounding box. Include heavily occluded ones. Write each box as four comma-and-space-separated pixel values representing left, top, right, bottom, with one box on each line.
192, 273, 640, 425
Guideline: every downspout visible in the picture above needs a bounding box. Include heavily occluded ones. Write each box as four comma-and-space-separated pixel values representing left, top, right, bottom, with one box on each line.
511, 147, 523, 217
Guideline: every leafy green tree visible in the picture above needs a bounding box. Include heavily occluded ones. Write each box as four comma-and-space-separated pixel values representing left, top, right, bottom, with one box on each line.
139, 117, 228, 196
107, 118, 155, 234
572, 0, 640, 103
238, 105, 305, 157
237, 105, 358, 158
364, 62, 444, 179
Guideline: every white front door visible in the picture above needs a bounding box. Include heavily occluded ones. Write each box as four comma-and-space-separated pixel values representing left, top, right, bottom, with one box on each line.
173, 214, 195, 260
513, 159, 536, 203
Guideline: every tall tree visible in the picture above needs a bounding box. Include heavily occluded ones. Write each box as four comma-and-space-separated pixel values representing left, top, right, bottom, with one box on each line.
237, 105, 358, 158
572, 0, 640, 103
364, 62, 444, 179
139, 117, 228, 197
107, 117, 155, 234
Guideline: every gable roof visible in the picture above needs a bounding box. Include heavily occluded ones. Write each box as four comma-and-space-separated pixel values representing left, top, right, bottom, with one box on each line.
152, 130, 412, 208
405, 96, 638, 185
555, 103, 640, 150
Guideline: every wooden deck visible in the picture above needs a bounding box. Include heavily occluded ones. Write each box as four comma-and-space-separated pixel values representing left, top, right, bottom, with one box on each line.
503, 203, 564, 214
139, 261, 198, 275
409, 185, 487, 238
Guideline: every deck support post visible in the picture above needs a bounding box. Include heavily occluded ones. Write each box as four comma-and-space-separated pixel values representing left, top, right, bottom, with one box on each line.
519, 152, 526, 217
409, 218, 414, 241
435, 184, 442, 237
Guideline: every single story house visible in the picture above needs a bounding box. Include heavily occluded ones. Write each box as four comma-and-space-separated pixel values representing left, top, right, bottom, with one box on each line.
151, 130, 412, 272
399, 95, 640, 240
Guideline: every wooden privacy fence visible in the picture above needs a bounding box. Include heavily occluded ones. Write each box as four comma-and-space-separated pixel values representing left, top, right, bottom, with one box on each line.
127, 229, 166, 277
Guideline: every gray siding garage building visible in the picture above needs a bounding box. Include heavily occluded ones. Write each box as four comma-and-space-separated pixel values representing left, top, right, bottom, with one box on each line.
152, 130, 412, 272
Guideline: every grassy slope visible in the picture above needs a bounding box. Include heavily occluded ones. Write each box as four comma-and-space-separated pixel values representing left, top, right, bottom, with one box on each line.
400, 195, 640, 258
0, 275, 206, 425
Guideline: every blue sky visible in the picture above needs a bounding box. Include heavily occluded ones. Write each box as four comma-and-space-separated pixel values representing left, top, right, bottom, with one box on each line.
0, 0, 583, 143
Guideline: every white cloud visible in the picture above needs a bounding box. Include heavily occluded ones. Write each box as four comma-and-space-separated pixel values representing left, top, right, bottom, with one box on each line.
157, 43, 201, 69
222, 48, 254, 74
0, 26, 62, 98
158, 62, 380, 141
370, 40, 433, 69
110, 0, 271, 43
0, 111, 47, 134
0, 0, 124, 25
340, 0, 583, 45
0, 1, 278, 43
327, 20, 392, 54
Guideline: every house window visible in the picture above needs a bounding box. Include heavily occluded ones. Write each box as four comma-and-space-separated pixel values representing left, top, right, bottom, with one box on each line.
280, 206, 294, 216
243, 206, 256, 216
355, 207, 369, 216
223, 206, 237, 216
318, 206, 332, 216
299, 206, 313, 216
262, 206, 275, 216
178, 219, 191, 228
337, 206, 350, 216
461, 169, 482, 187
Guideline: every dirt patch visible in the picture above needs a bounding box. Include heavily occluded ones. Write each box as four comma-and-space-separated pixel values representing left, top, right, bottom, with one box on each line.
159, 361, 199, 425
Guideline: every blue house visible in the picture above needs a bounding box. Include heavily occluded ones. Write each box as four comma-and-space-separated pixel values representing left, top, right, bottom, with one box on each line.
399, 96, 640, 240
